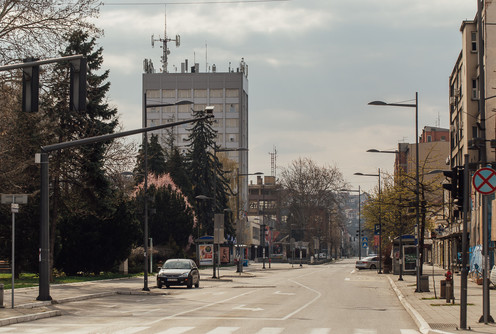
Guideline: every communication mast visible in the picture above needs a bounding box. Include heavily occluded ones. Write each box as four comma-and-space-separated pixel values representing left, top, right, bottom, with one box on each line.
269, 146, 277, 178
151, 6, 180, 73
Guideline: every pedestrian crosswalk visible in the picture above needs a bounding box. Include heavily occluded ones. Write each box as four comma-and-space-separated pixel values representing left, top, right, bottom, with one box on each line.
0, 325, 421, 334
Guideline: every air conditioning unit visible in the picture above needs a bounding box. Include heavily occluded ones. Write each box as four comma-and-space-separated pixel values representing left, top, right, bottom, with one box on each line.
454, 89, 461, 97
449, 96, 456, 105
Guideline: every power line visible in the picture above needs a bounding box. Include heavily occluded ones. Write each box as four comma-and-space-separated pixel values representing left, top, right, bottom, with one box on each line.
104, 0, 290, 5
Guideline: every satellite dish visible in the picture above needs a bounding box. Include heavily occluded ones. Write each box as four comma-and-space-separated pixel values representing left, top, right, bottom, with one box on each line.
176, 34, 181, 47
151, 34, 155, 47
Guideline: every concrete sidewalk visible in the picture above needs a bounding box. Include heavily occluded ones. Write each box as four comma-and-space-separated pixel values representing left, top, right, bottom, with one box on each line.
387, 263, 496, 334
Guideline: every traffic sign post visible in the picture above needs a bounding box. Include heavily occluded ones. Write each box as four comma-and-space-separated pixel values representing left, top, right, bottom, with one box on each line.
472, 167, 495, 324
0, 194, 28, 309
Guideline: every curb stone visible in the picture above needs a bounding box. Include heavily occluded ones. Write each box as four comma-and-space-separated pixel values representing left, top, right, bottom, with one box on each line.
387, 276, 454, 334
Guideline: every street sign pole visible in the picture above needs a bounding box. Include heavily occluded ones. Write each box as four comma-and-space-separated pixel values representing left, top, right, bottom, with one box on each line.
472, 167, 496, 324
1, 194, 28, 309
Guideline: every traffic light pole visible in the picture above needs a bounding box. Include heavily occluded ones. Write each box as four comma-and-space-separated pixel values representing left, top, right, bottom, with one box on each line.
460, 155, 469, 329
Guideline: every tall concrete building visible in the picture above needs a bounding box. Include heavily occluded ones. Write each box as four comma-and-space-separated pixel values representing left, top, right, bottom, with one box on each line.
445, 1, 496, 273
142, 59, 250, 211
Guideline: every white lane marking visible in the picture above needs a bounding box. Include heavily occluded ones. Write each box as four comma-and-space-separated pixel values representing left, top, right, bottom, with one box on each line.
309, 329, 331, 334
233, 304, 264, 311
205, 327, 239, 334
150, 289, 257, 323
156, 327, 195, 334
400, 330, 421, 334
354, 330, 376, 334
114, 328, 149, 334
345, 277, 351, 281
255, 328, 285, 334
282, 279, 322, 320
274, 291, 295, 295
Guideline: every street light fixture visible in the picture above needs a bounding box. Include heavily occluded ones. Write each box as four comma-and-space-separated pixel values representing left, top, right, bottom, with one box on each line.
142, 96, 194, 292
368, 93, 421, 292
367, 148, 405, 281
340, 187, 361, 259
236, 171, 263, 273
354, 170, 382, 273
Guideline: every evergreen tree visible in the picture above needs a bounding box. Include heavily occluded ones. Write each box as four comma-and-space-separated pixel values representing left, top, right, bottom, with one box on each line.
185, 109, 232, 236
41, 30, 131, 276
134, 134, 167, 183
165, 147, 193, 198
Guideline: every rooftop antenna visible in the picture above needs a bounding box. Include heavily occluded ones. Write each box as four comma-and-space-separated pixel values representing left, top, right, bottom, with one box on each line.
269, 146, 277, 178
151, 5, 180, 73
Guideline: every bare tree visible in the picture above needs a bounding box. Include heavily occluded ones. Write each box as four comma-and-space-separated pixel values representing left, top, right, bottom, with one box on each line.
0, 0, 101, 63
280, 158, 347, 250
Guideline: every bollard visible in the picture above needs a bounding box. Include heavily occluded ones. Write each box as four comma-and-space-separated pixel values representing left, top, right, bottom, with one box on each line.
446, 280, 452, 303
0, 283, 4, 308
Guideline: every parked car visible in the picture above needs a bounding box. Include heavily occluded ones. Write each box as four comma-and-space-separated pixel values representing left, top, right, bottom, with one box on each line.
355, 256, 379, 270
157, 259, 200, 289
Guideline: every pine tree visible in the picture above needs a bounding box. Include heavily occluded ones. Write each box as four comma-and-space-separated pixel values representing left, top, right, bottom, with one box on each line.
185, 109, 232, 237
134, 134, 167, 183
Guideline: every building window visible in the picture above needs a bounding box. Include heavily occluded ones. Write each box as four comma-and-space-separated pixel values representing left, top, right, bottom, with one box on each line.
226, 119, 239, 128
472, 79, 478, 99
162, 89, 176, 98
178, 89, 191, 98
427, 135, 432, 142
471, 31, 477, 52
209, 89, 223, 98
194, 89, 207, 98
226, 89, 239, 98
146, 89, 160, 98
229, 104, 238, 113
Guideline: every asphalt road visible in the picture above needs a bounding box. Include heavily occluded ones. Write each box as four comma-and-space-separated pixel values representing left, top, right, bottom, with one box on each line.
0, 259, 420, 333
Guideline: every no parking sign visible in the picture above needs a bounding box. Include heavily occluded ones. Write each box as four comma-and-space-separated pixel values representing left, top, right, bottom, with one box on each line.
472, 167, 496, 195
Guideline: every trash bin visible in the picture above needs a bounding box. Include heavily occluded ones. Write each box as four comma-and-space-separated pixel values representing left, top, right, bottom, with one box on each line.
242, 259, 248, 267
420, 275, 430, 292
440, 279, 454, 298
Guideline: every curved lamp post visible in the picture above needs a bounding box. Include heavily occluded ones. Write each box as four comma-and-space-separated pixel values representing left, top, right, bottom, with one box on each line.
354, 170, 382, 273
368, 93, 421, 292
142, 97, 194, 291
367, 148, 404, 281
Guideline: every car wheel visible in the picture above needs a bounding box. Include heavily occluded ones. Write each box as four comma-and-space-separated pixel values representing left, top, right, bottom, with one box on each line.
187, 279, 193, 289
157, 281, 162, 289
195, 279, 200, 288
165, 285, 170, 289
370, 264, 376, 269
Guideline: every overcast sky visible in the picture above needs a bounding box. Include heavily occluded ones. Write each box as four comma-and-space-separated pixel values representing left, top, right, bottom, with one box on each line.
96, 0, 476, 192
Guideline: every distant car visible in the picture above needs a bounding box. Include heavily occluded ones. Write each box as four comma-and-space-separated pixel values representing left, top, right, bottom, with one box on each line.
355, 256, 379, 270
157, 259, 200, 289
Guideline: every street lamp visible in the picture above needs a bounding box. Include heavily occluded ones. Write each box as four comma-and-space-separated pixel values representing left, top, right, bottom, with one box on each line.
367, 148, 404, 281
142, 96, 194, 291
368, 93, 421, 292
340, 186, 361, 259
354, 170, 382, 274
236, 171, 263, 273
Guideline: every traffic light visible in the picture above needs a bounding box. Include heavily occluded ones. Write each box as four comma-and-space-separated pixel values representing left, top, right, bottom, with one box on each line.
22, 57, 39, 112
443, 167, 464, 214
454, 167, 465, 212
69, 58, 87, 112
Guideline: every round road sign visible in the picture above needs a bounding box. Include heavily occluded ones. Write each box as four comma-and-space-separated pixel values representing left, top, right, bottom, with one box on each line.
472, 167, 496, 195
